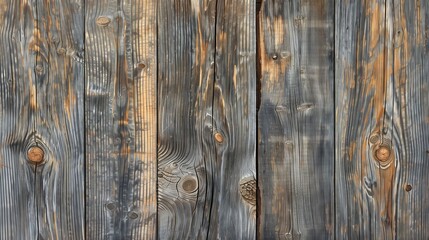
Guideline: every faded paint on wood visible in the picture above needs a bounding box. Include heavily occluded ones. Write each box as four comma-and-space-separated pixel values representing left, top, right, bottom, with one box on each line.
258, 0, 334, 239
85, 0, 156, 239
157, 0, 256, 239
0, 0, 85, 239
336, 0, 429, 238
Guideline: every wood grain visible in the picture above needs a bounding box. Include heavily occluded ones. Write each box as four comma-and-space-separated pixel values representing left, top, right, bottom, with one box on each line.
157, 0, 256, 239
157, 0, 217, 239
213, 0, 256, 238
258, 0, 334, 239
335, 0, 429, 238
85, 0, 157, 238
0, 0, 85, 239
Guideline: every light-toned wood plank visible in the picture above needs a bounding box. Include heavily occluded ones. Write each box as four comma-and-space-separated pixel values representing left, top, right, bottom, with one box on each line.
85, 0, 157, 238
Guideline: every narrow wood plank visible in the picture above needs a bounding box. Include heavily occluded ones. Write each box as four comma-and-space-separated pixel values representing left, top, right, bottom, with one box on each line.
0, 1, 38, 239
335, 0, 398, 238
258, 0, 334, 239
213, 0, 256, 238
85, 0, 157, 238
0, 0, 85, 239
392, 0, 429, 238
157, 0, 217, 238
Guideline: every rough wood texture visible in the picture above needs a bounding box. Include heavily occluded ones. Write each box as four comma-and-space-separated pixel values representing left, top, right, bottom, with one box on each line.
157, 0, 256, 239
258, 0, 334, 239
0, 0, 85, 239
85, 0, 157, 239
336, 0, 429, 238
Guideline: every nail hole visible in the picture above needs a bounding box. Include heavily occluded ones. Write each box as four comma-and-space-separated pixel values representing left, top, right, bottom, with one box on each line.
272, 55, 278, 60
405, 184, 412, 192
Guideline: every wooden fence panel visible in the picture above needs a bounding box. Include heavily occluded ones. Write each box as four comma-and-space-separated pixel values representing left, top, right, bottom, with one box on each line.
85, 0, 156, 239
258, 0, 334, 239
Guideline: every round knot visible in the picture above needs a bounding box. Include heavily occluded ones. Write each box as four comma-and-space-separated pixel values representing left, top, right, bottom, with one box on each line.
27, 146, 44, 164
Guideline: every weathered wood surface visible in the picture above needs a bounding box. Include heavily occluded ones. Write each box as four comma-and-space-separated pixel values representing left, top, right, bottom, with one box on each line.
0, 0, 428, 239
158, 0, 256, 239
336, 0, 429, 239
258, 0, 334, 239
0, 0, 85, 239
85, 0, 157, 239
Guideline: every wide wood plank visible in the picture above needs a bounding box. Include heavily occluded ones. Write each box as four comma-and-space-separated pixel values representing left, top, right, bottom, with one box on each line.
157, 0, 217, 238
85, 0, 157, 238
258, 0, 334, 239
335, 0, 398, 238
0, 0, 85, 239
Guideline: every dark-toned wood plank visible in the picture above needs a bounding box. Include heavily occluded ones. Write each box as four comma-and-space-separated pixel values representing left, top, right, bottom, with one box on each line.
213, 0, 256, 238
258, 0, 334, 239
157, 0, 217, 239
0, 0, 85, 239
85, 0, 157, 238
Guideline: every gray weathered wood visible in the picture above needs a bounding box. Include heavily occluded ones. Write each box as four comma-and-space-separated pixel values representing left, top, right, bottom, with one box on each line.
157, 0, 256, 239
336, 0, 429, 238
0, 0, 85, 239
157, 0, 217, 239
258, 0, 334, 239
85, 0, 157, 238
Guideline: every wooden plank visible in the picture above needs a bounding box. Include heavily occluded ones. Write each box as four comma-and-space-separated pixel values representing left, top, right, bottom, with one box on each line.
335, 0, 399, 238
213, 0, 256, 238
0, 1, 39, 239
157, 0, 217, 238
0, 0, 85, 239
157, 0, 256, 238
390, 0, 429, 238
258, 0, 334, 239
85, 0, 157, 238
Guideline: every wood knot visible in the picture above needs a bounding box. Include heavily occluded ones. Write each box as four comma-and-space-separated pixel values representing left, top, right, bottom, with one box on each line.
137, 62, 146, 69
375, 146, 391, 162
239, 177, 256, 206
57, 48, 66, 55
96, 16, 111, 26
35, 64, 44, 74
27, 146, 44, 164
214, 132, 224, 143
181, 176, 197, 193
128, 211, 139, 219
105, 202, 116, 211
